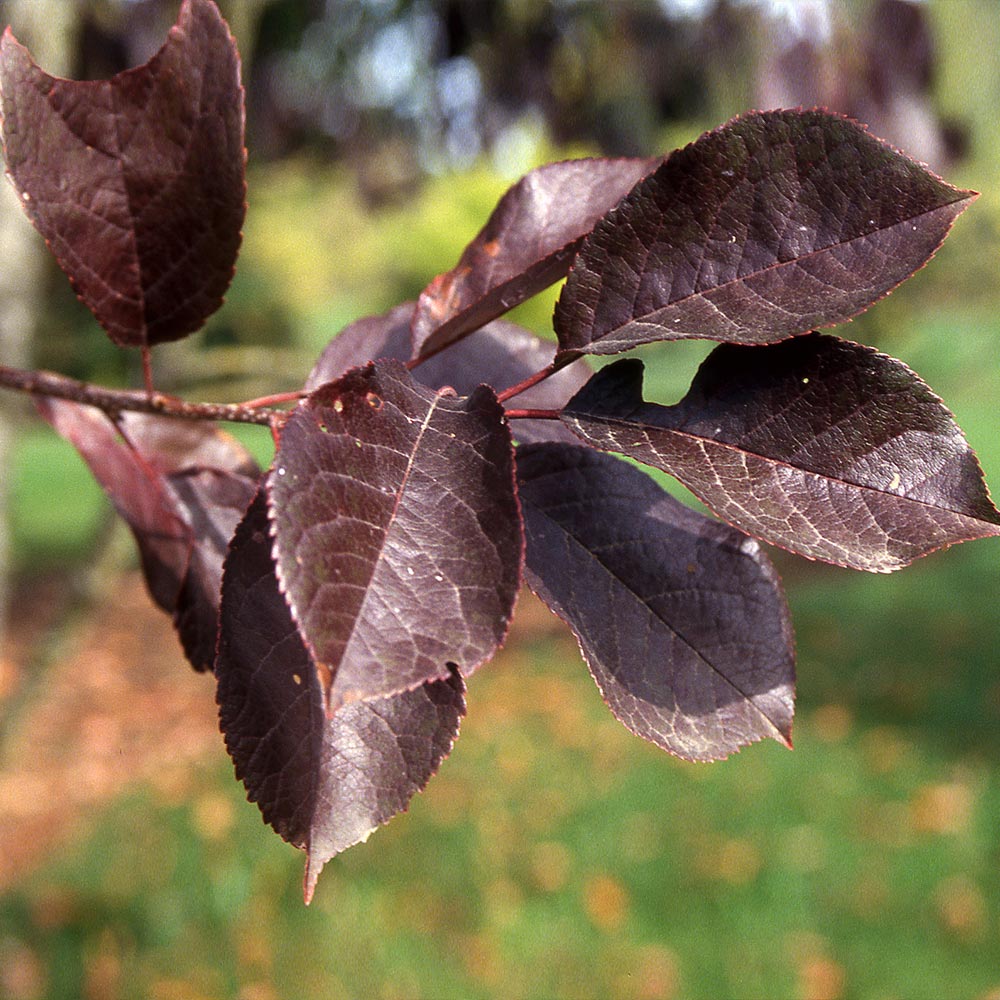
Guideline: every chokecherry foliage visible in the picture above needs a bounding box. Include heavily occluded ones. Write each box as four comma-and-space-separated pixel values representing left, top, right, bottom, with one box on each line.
0, 0, 995, 902
0, 0, 245, 348
561, 337, 1000, 572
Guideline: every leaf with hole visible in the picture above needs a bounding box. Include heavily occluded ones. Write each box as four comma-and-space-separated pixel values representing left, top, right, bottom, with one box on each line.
0, 0, 246, 348
517, 443, 794, 761
554, 109, 975, 355
560, 336, 1000, 571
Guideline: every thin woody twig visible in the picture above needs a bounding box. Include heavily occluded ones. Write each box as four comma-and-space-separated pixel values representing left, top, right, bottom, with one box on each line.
0, 363, 284, 427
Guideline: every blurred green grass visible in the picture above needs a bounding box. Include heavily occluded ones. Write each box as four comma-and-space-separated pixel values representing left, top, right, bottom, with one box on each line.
4, 584, 1000, 999
10, 429, 106, 573
5, 83, 1000, 1000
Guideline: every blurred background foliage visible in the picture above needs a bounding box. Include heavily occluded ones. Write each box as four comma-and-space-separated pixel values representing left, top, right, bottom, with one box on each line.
2, 1, 1000, 998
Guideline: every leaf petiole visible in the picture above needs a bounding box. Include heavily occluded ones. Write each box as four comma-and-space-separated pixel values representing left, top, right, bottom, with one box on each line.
238, 389, 308, 409
503, 408, 560, 421
495, 352, 579, 404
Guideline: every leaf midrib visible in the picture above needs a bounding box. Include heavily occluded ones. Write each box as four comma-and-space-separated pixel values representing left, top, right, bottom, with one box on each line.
525, 492, 788, 742
332, 389, 445, 696
573, 411, 998, 525
578, 198, 972, 348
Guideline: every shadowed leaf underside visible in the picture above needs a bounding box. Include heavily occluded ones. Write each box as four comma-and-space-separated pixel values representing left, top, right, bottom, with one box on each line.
517, 443, 794, 761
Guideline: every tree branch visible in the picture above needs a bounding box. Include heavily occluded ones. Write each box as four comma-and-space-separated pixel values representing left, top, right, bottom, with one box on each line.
0, 364, 285, 426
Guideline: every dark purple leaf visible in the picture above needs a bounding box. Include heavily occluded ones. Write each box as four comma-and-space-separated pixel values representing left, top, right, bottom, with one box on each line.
165, 466, 259, 668
305, 302, 591, 446
269, 359, 522, 709
38, 399, 192, 610
217, 493, 465, 903
554, 109, 975, 356
118, 411, 258, 479
561, 336, 1000, 572
410, 156, 659, 361
37, 399, 258, 669
0, 0, 246, 348
517, 443, 794, 762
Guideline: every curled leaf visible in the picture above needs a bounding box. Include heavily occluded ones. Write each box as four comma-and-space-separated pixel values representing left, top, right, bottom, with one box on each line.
37, 399, 258, 669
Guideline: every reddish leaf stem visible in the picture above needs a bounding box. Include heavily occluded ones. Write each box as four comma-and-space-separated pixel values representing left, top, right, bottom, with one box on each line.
0, 363, 281, 427
504, 408, 561, 421
239, 389, 307, 408
495, 351, 579, 404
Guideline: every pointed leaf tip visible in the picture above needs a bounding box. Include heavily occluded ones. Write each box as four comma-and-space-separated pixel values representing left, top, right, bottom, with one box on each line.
0, 0, 246, 348
303, 866, 316, 906
303, 853, 329, 906
217, 493, 467, 900
561, 335, 1000, 571
555, 109, 975, 355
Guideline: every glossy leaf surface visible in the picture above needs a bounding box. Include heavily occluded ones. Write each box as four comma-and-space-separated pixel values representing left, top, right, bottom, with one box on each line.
216, 494, 465, 903
518, 444, 794, 761
0, 0, 245, 347
306, 303, 590, 445
410, 156, 659, 360
562, 336, 1000, 572
554, 110, 975, 355
37, 400, 257, 669
270, 359, 521, 709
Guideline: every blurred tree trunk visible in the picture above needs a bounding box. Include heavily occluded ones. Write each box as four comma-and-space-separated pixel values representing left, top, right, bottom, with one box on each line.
0, 1, 77, 650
